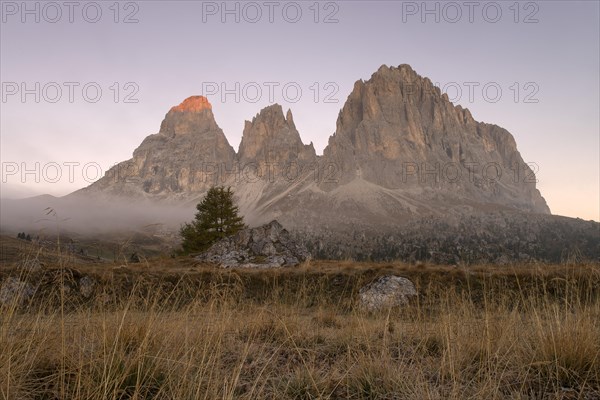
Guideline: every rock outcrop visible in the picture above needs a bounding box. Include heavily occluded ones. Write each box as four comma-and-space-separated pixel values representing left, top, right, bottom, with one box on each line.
321, 64, 549, 214
238, 104, 316, 168
79, 276, 96, 299
75, 96, 236, 200
196, 220, 310, 268
233, 104, 320, 226
0, 277, 34, 307
358, 275, 418, 311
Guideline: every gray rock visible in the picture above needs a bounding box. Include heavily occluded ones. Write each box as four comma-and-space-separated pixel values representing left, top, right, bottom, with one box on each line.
79, 276, 96, 298
0, 277, 35, 307
238, 104, 317, 169
196, 220, 310, 268
359, 275, 417, 311
75, 95, 236, 199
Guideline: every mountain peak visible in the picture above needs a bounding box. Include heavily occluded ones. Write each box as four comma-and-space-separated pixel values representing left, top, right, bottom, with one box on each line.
170, 96, 212, 113
322, 63, 549, 214
238, 104, 316, 166
250, 103, 284, 121
286, 108, 295, 126
373, 63, 416, 78
160, 96, 218, 137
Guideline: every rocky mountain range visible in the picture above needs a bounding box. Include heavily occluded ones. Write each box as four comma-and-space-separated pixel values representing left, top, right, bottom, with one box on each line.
17, 64, 599, 262
77, 65, 549, 224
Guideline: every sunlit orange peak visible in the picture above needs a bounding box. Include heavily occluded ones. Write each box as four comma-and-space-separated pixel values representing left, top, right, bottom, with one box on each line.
170, 96, 212, 112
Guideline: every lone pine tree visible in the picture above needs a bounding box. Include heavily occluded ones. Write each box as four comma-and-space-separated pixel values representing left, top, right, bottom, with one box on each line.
180, 186, 246, 253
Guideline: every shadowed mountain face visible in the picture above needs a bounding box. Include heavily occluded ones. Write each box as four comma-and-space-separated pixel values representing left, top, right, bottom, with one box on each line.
74, 64, 549, 229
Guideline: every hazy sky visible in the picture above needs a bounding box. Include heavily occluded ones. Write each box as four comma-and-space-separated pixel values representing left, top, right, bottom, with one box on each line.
1, 0, 599, 221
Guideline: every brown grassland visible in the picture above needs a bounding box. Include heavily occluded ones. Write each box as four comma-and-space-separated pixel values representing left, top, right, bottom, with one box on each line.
0, 235, 599, 399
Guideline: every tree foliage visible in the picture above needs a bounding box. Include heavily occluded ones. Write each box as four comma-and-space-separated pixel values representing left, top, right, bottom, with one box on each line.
17, 232, 32, 241
180, 186, 246, 254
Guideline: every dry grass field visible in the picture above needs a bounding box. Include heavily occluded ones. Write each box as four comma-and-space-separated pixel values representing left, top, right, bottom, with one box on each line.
0, 235, 599, 399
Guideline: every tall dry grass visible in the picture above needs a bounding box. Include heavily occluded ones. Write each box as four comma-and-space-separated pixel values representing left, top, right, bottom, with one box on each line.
0, 257, 599, 399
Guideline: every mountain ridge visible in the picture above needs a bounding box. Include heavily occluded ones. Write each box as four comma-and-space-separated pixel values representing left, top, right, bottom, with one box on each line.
73, 63, 549, 230
3, 64, 598, 263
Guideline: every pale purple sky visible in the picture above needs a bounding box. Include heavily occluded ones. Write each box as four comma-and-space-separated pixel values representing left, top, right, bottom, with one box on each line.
1, 1, 599, 221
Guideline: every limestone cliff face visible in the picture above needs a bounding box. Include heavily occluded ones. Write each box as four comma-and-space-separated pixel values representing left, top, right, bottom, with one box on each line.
78, 96, 236, 200
321, 64, 549, 214
159, 96, 217, 137
75, 64, 550, 226
232, 104, 318, 225
238, 104, 316, 167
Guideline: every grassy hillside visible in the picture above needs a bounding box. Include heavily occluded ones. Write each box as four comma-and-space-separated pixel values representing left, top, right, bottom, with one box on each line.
1, 236, 599, 399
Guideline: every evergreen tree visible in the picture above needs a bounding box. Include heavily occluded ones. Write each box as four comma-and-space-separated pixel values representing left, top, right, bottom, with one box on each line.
180, 186, 246, 254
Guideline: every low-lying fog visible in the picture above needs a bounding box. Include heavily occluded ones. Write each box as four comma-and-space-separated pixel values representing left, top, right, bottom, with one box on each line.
0, 195, 196, 237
